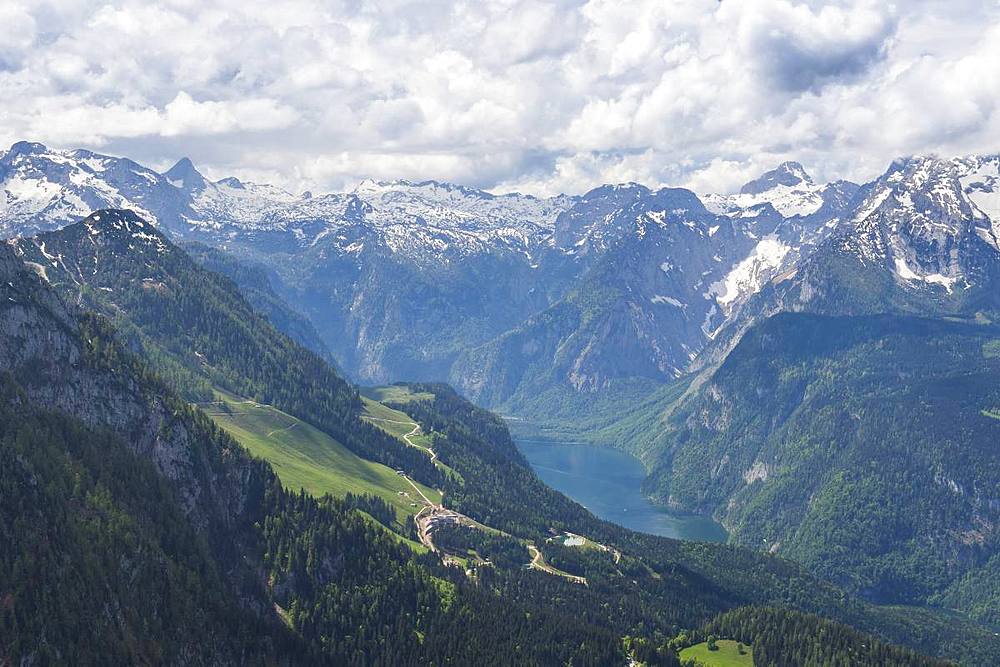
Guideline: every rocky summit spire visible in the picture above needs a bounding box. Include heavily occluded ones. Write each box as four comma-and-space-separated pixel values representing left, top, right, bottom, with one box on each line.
164, 156, 208, 191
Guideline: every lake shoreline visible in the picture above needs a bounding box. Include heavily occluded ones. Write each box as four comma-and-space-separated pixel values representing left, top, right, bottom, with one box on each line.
513, 437, 728, 543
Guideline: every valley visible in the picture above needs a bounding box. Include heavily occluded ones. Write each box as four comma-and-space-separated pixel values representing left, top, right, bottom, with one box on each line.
4, 146, 1000, 664
6, 2, 1000, 663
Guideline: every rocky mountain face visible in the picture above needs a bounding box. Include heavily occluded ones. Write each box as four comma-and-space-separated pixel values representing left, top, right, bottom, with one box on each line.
449, 171, 865, 410
3, 142, 1000, 412
714, 155, 1000, 339
0, 233, 264, 531
0, 238, 295, 661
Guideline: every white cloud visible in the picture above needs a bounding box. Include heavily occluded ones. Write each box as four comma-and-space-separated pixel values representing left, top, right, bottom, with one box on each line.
161, 93, 299, 136
0, 4, 37, 70
1, 0, 998, 197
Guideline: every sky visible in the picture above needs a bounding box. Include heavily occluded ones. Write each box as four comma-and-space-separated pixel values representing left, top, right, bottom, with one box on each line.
2, 0, 999, 196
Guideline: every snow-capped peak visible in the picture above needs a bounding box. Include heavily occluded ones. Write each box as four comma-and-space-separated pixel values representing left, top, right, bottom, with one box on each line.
956, 154, 1000, 226
0, 142, 168, 236
350, 177, 573, 236
838, 154, 1000, 294
703, 161, 827, 219
740, 161, 813, 195
7, 141, 48, 158
82, 208, 162, 242
852, 154, 991, 232
354, 177, 488, 198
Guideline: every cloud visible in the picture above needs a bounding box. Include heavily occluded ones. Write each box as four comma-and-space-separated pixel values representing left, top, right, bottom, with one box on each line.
729, 1, 897, 92
161, 92, 299, 136
0, 3, 37, 71
0, 0, 998, 197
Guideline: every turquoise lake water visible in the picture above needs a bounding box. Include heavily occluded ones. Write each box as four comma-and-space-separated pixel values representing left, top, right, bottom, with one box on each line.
515, 439, 727, 543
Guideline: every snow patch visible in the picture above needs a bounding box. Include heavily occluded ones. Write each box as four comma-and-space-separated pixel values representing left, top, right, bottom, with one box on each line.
894, 257, 961, 293
924, 273, 960, 292
893, 257, 920, 281
710, 237, 791, 308
704, 183, 823, 218
651, 295, 685, 308
960, 158, 1000, 224
853, 186, 892, 222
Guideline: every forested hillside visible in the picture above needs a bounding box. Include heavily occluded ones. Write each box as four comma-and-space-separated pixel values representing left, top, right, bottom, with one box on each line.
181, 240, 333, 361
13, 210, 440, 487
644, 313, 1000, 617
382, 384, 1000, 665
696, 607, 952, 667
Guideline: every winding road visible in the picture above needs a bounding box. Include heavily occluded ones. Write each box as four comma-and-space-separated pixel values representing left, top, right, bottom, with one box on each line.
369, 411, 592, 584
402, 422, 438, 463
366, 416, 439, 463
527, 545, 587, 585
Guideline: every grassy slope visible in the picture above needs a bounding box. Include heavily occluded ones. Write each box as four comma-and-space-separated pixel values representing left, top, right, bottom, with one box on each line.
360, 397, 419, 439
680, 640, 754, 666
199, 390, 441, 527
363, 385, 436, 405
361, 396, 442, 457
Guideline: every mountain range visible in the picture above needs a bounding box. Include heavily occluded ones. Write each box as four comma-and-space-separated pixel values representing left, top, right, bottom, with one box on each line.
4, 140, 1000, 661
6, 142, 997, 400
0, 141, 875, 389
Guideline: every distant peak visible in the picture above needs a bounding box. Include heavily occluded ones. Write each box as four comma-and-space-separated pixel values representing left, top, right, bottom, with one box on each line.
353, 177, 492, 199
8, 140, 47, 156
216, 176, 244, 189
164, 157, 207, 190
777, 160, 808, 177
169, 157, 195, 172
353, 177, 408, 193
583, 182, 651, 199
740, 161, 814, 195
354, 177, 385, 189
608, 181, 646, 191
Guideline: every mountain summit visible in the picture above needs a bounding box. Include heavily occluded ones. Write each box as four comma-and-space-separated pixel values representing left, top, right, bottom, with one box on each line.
740, 161, 813, 195
703, 161, 852, 219
163, 157, 208, 192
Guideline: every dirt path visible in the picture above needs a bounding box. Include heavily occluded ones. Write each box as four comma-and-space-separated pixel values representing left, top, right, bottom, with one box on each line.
365, 416, 439, 463
401, 471, 435, 506
527, 544, 587, 585
402, 423, 438, 463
